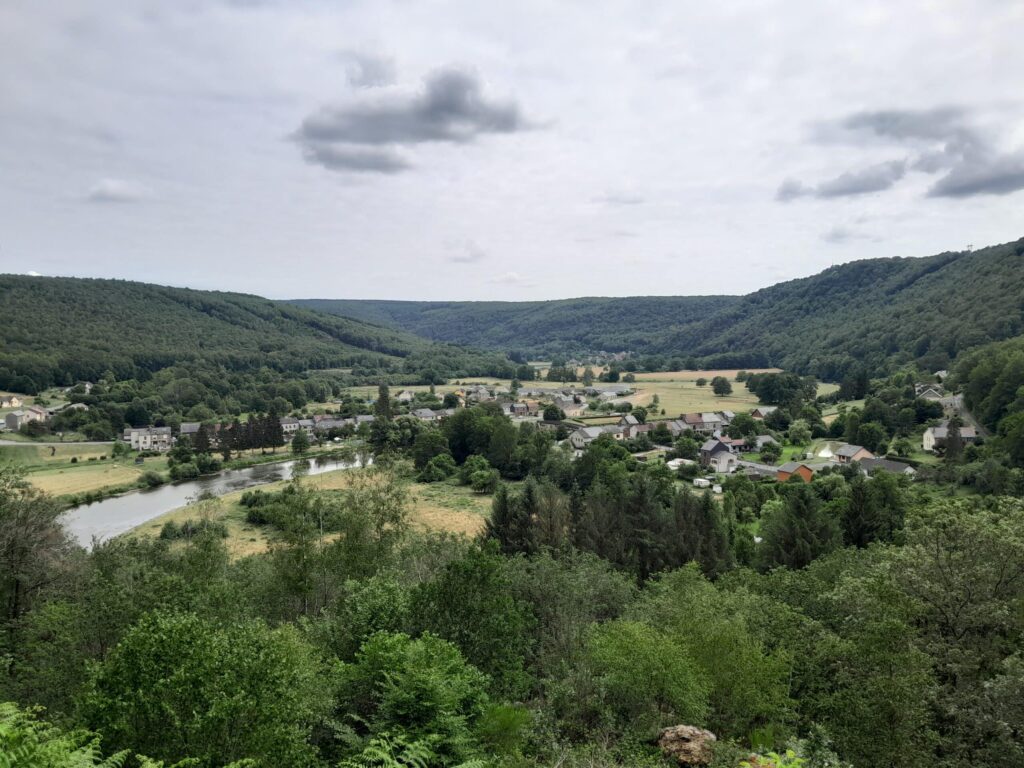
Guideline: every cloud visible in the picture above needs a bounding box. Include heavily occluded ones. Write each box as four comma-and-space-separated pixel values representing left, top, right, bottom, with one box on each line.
25, 270, 42, 277
820, 225, 880, 244
296, 67, 531, 174
340, 51, 396, 89
448, 241, 487, 263
816, 160, 907, 198
783, 107, 1024, 201
85, 178, 151, 203
489, 271, 534, 286
594, 192, 644, 206
928, 152, 1024, 197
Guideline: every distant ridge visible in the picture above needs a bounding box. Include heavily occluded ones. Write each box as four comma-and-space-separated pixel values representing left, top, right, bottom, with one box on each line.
291, 237, 1024, 378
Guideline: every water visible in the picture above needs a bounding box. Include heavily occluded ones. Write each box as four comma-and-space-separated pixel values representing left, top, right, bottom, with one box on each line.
62, 454, 367, 547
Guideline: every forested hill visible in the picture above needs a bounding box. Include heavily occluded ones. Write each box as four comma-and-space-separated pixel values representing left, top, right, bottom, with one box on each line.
0, 276, 489, 390
290, 295, 738, 358
292, 237, 1024, 377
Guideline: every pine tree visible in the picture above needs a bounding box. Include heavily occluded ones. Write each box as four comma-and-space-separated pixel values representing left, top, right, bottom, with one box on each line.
945, 416, 964, 464
194, 424, 211, 454
484, 483, 534, 555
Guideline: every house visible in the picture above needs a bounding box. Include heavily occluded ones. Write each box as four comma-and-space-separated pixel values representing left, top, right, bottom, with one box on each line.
510, 402, 530, 418
750, 406, 778, 420
859, 458, 917, 477
557, 399, 588, 418
934, 370, 949, 381
717, 410, 736, 427
123, 426, 173, 452
923, 422, 978, 452
834, 444, 875, 464
25, 405, 48, 420
700, 438, 733, 468
682, 412, 720, 435
297, 419, 316, 436
918, 387, 944, 402
720, 436, 750, 452
396, 390, 415, 404
0, 395, 24, 408
777, 461, 815, 483
664, 419, 691, 437
708, 451, 738, 474
752, 434, 779, 451
569, 426, 605, 451
280, 417, 301, 435
412, 408, 439, 422
314, 418, 350, 432
354, 414, 376, 426
180, 422, 202, 437
619, 414, 639, 427
4, 411, 32, 431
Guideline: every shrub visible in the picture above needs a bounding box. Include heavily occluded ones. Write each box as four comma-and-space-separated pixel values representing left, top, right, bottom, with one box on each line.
139, 471, 164, 488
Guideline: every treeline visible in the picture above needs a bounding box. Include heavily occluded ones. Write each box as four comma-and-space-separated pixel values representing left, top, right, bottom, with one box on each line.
296, 238, 1024, 380
954, 334, 1024, 467
0, 275, 516, 393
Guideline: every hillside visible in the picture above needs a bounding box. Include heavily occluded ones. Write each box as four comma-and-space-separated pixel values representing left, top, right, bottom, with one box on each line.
291, 296, 738, 358
292, 237, 1024, 377
0, 276, 502, 390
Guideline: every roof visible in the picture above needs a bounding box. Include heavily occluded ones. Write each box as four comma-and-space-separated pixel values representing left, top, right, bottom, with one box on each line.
928, 423, 978, 439
835, 444, 868, 458
752, 405, 778, 414
701, 438, 727, 452
576, 426, 605, 439
778, 461, 812, 474
860, 458, 916, 475
620, 414, 639, 425
180, 422, 201, 434
412, 408, 436, 418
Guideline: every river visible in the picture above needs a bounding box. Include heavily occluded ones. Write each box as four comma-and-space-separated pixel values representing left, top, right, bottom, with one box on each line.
62, 454, 365, 547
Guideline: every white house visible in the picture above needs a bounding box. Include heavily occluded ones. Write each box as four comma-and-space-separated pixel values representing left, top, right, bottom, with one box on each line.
123, 426, 173, 451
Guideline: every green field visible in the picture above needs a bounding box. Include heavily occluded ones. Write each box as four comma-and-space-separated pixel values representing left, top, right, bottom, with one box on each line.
129, 470, 494, 558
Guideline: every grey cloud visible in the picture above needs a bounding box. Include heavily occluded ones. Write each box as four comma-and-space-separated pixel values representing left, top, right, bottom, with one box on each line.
296, 68, 530, 174
928, 154, 1024, 197
775, 178, 811, 201
784, 106, 1024, 201
300, 142, 410, 174
816, 160, 907, 197
341, 51, 396, 89
85, 178, 151, 203
449, 242, 487, 263
594, 192, 644, 205
821, 225, 879, 244
839, 107, 966, 142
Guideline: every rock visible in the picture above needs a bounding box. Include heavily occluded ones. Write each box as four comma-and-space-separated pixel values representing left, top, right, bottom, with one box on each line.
656, 724, 718, 766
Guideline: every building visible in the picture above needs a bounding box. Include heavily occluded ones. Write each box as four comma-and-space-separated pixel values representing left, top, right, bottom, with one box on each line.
859, 458, 917, 477
0, 395, 24, 408
412, 408, 439, 422
777, 461, 815, 483
4, 406, 47, 431
923, 422, 978, 452
396, 390, 415, 404
280, 417, 301, 435
707, 451, 738, 473
700, 438, 733, 468
123, 426, 173, 451
750, 406, 778, 420
568, 426, 605, 451
834, 444, 875, 464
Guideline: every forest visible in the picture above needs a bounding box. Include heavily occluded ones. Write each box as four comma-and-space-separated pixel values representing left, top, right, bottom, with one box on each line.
3, 378, 1024, 768
295, 237, 1024, 379
0, 276, 513, 394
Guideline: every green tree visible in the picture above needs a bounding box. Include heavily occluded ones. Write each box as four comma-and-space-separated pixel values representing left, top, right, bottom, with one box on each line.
712, 376, 733, 396
759, 486, 840, 570
291, 428, 310, 454
81, 611, 331, 766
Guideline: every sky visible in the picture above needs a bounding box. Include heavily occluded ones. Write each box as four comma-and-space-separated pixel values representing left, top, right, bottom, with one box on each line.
1, 1, 1022, 301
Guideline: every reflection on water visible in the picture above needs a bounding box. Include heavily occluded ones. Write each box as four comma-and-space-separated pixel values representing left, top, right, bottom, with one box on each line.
62, 454, 367, 548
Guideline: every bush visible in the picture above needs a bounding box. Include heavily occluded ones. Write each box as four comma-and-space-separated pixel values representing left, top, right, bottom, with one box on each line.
140, 471, 164, 488
70, 457, 78, 464
470, 469, 500, 494
169, 462, 200, 481
419, 453, 457, 483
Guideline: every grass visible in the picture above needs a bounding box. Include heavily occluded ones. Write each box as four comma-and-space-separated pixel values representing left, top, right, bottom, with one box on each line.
128, 469, 494, 558
29, 463, 147, 496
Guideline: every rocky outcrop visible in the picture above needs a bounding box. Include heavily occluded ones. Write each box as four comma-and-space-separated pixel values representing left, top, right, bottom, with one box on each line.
657, 724, 717, 766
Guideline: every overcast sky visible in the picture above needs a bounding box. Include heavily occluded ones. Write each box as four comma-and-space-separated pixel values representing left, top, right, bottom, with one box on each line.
2, 1, 1022, 301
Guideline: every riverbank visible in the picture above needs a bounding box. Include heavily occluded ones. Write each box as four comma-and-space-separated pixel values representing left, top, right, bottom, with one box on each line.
126, 468, 492, 559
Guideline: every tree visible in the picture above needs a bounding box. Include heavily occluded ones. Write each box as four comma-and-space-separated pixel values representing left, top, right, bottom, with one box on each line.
945, 415, 964, 464
696, 377, 708, 387
412, 429, 450, 470
759, 486, 840, 570
760, 440, 782, 464
542, 404, 564, 422
194, 423, 211, 454
787, 419, 812, 446
586, 620, 710, 735
291, 428, 310, 454
81, 611, 331, 766
0, 468, 74, 637
711, 376, 733, 396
